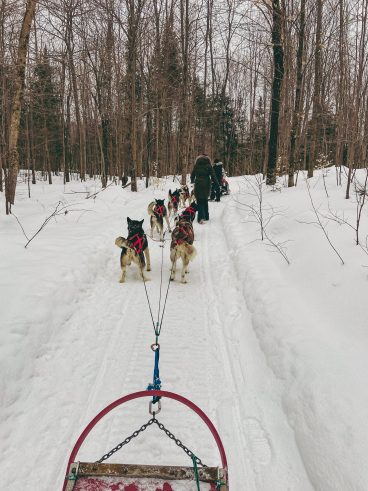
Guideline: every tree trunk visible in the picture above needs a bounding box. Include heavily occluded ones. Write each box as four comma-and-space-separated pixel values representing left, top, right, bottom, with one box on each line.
288, 0, 305, 187
266, 0, 284, 185
5, 0, 37, 210
309, 0, 323, 178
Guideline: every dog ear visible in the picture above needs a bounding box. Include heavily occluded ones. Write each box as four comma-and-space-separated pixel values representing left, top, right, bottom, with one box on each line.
127, 217, 131, 224
140, 219, 144, 225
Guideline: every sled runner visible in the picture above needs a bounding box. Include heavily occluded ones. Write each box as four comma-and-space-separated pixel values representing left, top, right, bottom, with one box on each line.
63, 390, 228, 491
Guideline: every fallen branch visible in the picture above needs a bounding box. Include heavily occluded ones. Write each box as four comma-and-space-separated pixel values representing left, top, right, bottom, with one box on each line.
86, 180, 115, 199
64, 190, 90, 195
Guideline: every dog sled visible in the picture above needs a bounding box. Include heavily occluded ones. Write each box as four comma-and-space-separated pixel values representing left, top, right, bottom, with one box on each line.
63, 390, 228, 491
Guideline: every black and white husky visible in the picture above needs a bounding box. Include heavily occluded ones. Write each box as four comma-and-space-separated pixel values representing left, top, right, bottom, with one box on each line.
177, 202, 198, 223
147, 199, 171, 240
115, 217, 151, 282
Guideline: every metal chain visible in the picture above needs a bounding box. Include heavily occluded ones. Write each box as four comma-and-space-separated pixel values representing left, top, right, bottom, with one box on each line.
153, 418, 207, 467
97, 416, 207, 468
97, 418, 155, 463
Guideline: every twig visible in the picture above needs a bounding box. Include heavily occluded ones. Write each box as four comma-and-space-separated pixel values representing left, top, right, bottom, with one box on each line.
11, 212, 29, 241
25, 202, 66, 248
263, 229, 291, 265
304, 177, 344, 265
24, 201, 90, 248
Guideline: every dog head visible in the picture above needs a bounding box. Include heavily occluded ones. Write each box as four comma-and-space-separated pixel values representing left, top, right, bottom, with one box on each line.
127, 217, 145, 236
169, 189, 181, 204
155, 198, 165, 207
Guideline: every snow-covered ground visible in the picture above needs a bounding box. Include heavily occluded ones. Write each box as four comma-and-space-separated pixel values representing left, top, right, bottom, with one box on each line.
1, 168, 368, 491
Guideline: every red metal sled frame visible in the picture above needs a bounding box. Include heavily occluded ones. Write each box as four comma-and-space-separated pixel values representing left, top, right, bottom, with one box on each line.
62, 390, 228, 491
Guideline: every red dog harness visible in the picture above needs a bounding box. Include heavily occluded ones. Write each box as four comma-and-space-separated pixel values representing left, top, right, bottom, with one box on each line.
174, 226, 189, 245
128, 233, 145, 254
154, 205, 165, 217
172, 223, 194, 246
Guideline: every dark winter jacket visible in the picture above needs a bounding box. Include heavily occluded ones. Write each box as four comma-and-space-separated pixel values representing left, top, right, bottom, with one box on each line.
213, 161, 224, 182
190, 155, 219, 200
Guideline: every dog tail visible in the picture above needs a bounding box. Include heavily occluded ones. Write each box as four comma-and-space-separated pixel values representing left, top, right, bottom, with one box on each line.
115, 236, 127, 248
147, 201, 155, 215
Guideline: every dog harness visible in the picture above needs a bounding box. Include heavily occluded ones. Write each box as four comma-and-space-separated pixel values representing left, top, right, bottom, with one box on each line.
128, 233, 145, 254
154, 205, 165, 217
181, 205, 196, 220
170, 194, 179, 209
172, 223, 193, 246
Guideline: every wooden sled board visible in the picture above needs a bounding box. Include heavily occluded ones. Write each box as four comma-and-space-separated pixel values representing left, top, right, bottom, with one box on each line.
65, 462, 228, 490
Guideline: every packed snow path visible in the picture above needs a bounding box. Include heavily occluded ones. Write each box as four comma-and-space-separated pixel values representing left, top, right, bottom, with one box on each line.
2, 174, 368, 490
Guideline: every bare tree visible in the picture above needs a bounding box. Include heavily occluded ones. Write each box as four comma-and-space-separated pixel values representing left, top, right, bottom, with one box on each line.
266, 0, 284, 185
5, 0, 37, 213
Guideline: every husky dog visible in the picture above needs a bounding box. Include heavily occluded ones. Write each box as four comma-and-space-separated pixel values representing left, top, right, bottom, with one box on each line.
189, 188, 195, 204
168, 189, 181, 216
170, 219, 196, 283
179, 185, 190, 208
147, 199, 171, 240
115, 217, 151, 283
177, 202, 198, 223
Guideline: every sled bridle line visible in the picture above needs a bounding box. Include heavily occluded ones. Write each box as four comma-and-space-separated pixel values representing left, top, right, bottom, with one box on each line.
135, 218, 179, 407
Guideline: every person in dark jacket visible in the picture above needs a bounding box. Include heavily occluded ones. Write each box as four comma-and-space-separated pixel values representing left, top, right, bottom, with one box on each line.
190, 154, 219, 224
210, 158, 224, 202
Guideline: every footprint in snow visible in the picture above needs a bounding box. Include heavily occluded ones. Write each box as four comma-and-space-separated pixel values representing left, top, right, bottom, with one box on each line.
244, 417, 272, 465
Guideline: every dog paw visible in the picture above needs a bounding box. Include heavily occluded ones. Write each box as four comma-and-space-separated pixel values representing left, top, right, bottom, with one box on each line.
119, 279, 125, 283
146, 267, 151, 271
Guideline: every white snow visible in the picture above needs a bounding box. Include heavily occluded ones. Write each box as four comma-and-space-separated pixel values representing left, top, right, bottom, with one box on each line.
1, 168, 368, 490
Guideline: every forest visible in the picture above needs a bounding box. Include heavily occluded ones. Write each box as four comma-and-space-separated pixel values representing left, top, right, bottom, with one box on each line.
1, 0, 368, 212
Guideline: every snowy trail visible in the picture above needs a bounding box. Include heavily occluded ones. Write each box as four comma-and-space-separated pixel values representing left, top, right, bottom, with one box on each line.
3, 187, 309, 490
4, 175, 368, 491
199, 201, 313, 490
1, 189, 235, 490
2, 186, 309, 491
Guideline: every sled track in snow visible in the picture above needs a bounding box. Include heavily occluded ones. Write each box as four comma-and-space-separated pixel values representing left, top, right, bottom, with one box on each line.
199, 210, 260, 489
199, 201, 313, 490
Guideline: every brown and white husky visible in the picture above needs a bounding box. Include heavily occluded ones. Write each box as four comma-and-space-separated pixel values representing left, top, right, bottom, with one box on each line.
168, 189, 181, 216
147, 199, 171, 240
170, 219, 196, 283
179, 185, 190, 208
115, 217, 151, 282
